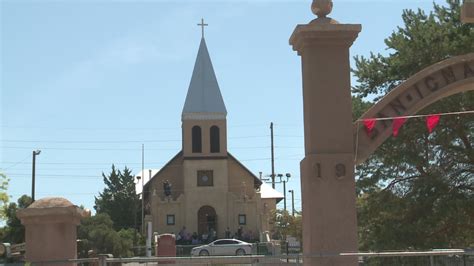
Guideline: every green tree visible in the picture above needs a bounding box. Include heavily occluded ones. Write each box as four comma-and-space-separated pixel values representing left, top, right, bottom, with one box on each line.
353, 2, 474, 250
0, 173, 9, 221
352, 96, 373, 122
2, 195, 32, 244
77, 213, 139, 258
270, 209, 302, 243
94, 165, 140, 231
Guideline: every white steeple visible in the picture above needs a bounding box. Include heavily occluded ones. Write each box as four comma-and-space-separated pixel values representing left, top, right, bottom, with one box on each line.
182, 38, 227, 120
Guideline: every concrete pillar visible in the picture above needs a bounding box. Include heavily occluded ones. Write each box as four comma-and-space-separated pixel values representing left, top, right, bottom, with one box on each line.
156, 234, 176, 264
289, 1, 361, 265
461, 0, 474, 23
16, 197, 89, 266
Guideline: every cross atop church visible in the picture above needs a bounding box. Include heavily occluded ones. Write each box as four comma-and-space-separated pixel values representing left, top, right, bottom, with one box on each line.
197, 18, 208, 38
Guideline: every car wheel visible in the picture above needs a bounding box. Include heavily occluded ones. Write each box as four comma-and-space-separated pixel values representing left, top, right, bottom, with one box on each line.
199, 250, 209, 256
236, 248, 246, 256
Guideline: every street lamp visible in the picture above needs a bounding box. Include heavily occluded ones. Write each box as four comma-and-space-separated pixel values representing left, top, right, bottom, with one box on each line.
136, 175, 144, 233
288, 189, 295, 216
280, 173, 291, 212
31, 150, 41, 202
133, 176, 141, 256
262, 172, 291, 212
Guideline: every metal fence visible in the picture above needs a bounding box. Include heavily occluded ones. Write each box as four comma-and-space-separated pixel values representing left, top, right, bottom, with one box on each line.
176, 242, 290, 257
356, 250, 473, 266
2, 249, 473, 266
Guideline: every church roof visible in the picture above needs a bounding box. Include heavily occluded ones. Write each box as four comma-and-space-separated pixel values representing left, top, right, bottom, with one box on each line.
141, 151, 264, 193
182, 38, 227, 119
134, 168, 161, 195
228, 153, 262, 189
260, 183, 284, 200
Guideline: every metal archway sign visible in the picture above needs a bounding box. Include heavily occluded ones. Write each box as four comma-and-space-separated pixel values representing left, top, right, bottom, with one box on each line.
354, 53, 474, 164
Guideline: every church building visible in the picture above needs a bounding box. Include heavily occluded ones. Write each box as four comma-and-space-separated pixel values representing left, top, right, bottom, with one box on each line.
137, 35, 283, 240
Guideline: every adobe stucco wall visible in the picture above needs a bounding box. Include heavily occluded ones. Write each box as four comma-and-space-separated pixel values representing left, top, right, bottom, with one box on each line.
182, 119, 227, 157
182, 159, 229, 236
148, 156, 271, 238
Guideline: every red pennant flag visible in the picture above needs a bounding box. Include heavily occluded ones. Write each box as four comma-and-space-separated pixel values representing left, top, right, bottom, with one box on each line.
426, 115, 440, 133
392, 117, 407, 137
363, 119, 377, 136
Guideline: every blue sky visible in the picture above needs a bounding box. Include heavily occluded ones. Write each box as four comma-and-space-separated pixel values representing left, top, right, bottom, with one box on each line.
1, 0, 445, 216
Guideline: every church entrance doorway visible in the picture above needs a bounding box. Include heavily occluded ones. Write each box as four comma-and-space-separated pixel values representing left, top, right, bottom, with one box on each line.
198, 205, 217, 239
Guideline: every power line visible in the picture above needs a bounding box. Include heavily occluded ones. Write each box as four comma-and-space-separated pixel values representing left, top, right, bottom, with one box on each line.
3, 167, 140, 171
1, 135, 273, 144
1, 154, 31, 170
8, 180, 294, 193
8, 175, 101, 180
1, 139, 181, 144
274, 135, 304, 138
1, 154, 304, 166
1, 146, 177, 151
7, 173, 104, 178
1, 161, 150, 165
0, 123, 272, 130
7, 193, 100, 198
1, 145, 300, 151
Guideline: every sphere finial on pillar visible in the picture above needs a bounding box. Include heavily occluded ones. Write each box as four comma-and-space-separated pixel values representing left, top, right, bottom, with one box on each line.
311, 0, 333, 18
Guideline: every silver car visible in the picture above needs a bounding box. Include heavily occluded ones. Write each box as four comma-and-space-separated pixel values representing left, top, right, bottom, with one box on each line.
191, 239, 252, 256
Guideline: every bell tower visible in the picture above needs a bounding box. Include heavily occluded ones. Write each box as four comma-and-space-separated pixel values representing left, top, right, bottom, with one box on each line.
181, 26, 230, 235
181, 36, 227, 158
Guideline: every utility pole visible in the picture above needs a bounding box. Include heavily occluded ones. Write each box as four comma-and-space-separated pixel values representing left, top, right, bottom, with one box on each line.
270, 122, 275, 189
141, 144, 145, 234
283, 180, 287, 212
31, 150, 41, 202
288, 190, 295, 216
133, 192, 138, 255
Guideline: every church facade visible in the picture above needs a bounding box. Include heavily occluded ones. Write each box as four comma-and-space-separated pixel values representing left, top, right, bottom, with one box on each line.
139, 37, 283, 240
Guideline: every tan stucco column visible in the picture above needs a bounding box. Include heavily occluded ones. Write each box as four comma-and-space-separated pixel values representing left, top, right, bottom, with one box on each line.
289, 1, 361, 265
461, 0, 474, 23
17, 197, 89, 266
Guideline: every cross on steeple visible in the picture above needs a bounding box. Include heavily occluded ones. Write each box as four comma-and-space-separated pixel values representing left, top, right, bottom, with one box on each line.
197, 18, 208, 39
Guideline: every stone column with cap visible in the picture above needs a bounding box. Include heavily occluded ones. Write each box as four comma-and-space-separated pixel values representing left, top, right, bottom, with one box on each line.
16, 197, 90, 266
289, 1, 361, 265
462, 0, 474, 23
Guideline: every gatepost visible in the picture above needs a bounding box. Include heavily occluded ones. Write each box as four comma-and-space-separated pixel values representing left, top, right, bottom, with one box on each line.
157, 233, 176, 264
289, 1, 361, 265
16, 197, 89, 266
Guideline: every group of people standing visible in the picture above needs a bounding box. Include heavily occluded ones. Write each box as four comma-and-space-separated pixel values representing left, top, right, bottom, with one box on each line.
175, 226, 255, 245
175, 226, 217, 245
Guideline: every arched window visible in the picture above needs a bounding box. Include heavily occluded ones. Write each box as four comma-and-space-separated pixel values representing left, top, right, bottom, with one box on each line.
192, 126, 202, 153
210, 126, 220, 153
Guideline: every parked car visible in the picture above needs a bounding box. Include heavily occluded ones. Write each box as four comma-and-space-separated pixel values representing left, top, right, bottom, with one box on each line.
191, 239, 252, 256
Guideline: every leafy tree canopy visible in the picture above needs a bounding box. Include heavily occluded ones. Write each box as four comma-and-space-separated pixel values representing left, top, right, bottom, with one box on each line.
353, 1, 474, 99
352, 1, 474, 251
1, 195, 32, 244
77, 213, 139, 258
0, 173, 9, 221
270, 209, 302, 243
94, 165, 140, 231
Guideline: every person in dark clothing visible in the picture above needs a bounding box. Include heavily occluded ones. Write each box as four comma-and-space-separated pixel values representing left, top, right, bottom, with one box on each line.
225, 227, 231, 238
237, 226, 243, 240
